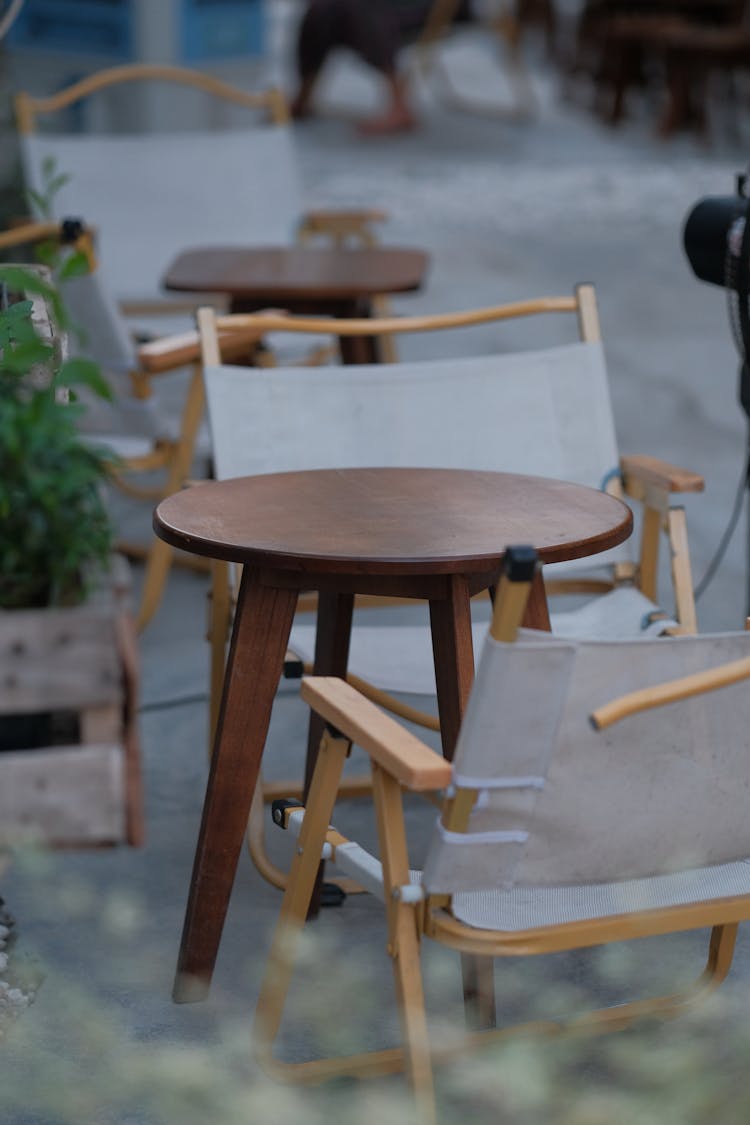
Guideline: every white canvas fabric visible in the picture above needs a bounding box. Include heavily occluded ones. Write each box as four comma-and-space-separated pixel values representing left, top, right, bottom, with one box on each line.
450, 860, 750, 931
422, 630, 750, 895
21, 126, 301, 304
204, 338, 629, 578
287, 587, 676, 696
289, 620, 487, 695
551, 585, 678, 639
59, 270, 175, 441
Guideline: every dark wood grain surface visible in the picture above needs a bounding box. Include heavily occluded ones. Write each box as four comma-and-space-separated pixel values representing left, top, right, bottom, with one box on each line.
163, 246, 429, 301
154, 467, 633, 574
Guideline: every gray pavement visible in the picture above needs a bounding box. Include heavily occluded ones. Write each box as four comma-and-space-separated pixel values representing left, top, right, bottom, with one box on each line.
4, 8, 750, 1122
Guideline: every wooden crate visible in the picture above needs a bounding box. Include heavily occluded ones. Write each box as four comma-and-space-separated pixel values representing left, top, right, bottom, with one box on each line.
0, 563, 142, 848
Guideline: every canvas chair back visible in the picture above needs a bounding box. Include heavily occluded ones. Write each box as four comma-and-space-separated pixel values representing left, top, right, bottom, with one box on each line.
17, 71, 299, 304
60, 261, 177, 439
203, 338, 630, 571
422, 628, 750, 895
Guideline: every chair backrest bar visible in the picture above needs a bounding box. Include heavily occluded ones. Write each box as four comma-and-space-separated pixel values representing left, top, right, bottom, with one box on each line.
17, 70, 299, 305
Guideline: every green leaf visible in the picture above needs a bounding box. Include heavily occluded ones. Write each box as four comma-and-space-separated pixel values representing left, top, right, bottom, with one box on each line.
26, 187, 51, 219
47, 171, 71, 195
56, 356, 114, 401
58, 250, 91, 282
35, 239, 59, 268
0, 265, 56, 302
0, 340, 54, 374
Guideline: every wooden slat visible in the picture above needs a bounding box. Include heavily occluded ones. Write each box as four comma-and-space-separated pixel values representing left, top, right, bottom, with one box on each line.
0, 608, 122, 714
115, 609, 144, 847
575, 282, 601, 343
301, 676, 452, 791
0, 744, 126, 846
300, 208, 388, 226
80, 704, 122, 745
620, 454, 705, 494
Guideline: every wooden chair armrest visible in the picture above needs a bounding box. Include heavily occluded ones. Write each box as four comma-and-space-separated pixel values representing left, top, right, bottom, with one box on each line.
0, 220, 63, 252
301, 676, 452, 791
620, 454, 704, 494
137, 331, 201, 373
591, 653, 750, 730
300, 208, 388, 228
137, 324, 265, 374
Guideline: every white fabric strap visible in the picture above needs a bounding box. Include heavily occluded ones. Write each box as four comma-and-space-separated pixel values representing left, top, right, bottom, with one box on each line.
452, 773, 546, 791
436, 822, 529, 847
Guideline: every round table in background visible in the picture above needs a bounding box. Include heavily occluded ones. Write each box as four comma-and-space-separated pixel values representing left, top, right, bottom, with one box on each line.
163, 245, 429, 363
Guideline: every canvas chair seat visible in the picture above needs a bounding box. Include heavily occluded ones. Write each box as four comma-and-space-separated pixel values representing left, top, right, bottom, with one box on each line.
325, 851, 750, 930
449, 860, 750, 932
82, 425, 211, 461
550, 584, 677, 640
86, 432, 155, 462
288, 587, 678, 695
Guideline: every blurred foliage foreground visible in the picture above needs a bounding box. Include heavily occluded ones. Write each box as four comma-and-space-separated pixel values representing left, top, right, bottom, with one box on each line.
1, 849, 749, 1125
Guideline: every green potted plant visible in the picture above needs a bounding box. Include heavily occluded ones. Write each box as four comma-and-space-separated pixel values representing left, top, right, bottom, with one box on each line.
0, 250, 143, 848
0, 263, 113, 609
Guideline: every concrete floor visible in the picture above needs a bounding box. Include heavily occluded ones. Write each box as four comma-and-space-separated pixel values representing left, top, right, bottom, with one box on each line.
4, 8, 750, 1122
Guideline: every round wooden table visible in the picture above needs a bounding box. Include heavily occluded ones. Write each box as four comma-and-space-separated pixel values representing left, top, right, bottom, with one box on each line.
155, 467, 632, 1002
163, 245, 429, 363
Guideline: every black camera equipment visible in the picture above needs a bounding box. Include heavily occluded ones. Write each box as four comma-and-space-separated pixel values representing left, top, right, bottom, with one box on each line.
683, 174, 750, 607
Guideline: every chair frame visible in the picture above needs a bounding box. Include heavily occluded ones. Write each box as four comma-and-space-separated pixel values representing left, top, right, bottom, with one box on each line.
14, 62, 387, 309
198, 285, 704, 891
413, 0, 537, 121
253, 556, 750, 1123
206, 288, 704, 618
14, 65, 391, 627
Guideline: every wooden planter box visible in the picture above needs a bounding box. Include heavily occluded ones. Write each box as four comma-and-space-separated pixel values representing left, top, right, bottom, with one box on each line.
0, 561, 143, 848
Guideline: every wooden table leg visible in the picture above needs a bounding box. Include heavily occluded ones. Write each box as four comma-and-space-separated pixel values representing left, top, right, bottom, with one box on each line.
429, 574, 475, 760
522, 569, 551, 631
429, 574, 497, 1030
173, 569, 297, 1003
304, 590, 355, 916
304, 591, 355, 790
337, 298, 380, 365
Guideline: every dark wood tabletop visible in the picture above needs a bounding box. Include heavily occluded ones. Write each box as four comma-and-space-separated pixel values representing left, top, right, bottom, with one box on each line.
162, 246, 429, 302
154, 468, 633, 574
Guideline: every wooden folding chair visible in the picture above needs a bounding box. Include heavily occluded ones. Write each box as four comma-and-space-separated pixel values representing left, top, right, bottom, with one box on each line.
14, 64, 388, 324
14, 65, 394, 624
413, 0, 537, 120
197, 285, 704, 890
0, 218, 261, 631
254, 546, 750, 1123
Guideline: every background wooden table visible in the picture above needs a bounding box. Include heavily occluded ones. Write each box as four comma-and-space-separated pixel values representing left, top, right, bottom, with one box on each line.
163, 245, 429, 363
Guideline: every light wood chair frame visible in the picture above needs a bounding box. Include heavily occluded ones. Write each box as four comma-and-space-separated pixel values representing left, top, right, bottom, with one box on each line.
14, 65, 393, 627
198, 285, 704, 890
412, 0, 537, 120
14, 63, 389, 316
253, 557, 750, 1124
